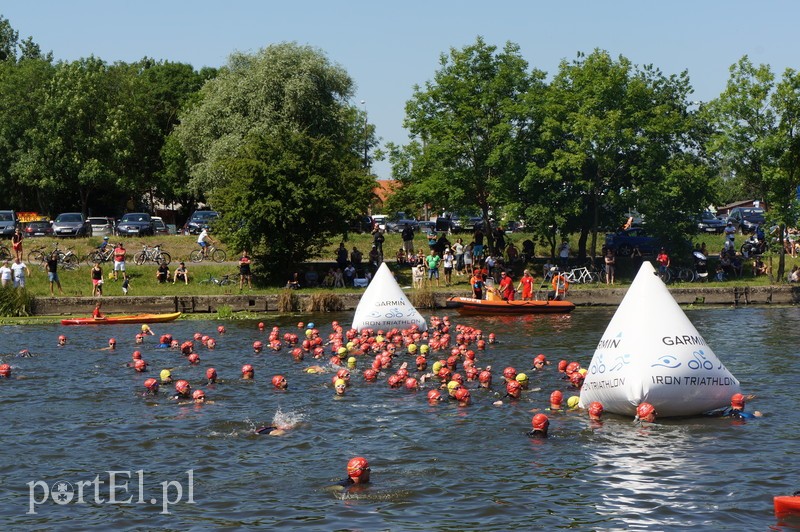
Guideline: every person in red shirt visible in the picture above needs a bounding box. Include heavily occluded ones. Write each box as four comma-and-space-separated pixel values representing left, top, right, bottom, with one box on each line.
656, 248, 670, 279
498, 270, 515, 301
516, 269, 534, 300
239, 251, 252, 289
113, 242, 127, 281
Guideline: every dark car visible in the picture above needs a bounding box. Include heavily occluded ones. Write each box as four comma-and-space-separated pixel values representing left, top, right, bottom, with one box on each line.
52, 212, 92, 237
152, 216, 169, 236
605, 227, 661, 256
385, 219, 419, 233
183, 210, 219, 235
116, 213, 155, 236
23, 220, 53, 237
349, 215, 374, 234
696, 211, 726, 234
727, 207, 765, 234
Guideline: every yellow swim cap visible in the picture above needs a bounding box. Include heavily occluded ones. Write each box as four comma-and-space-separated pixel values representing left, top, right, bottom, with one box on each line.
337, 347, 347, 355
334, 378, 347, 388
408, 344, 417, 352
432, 361, 443, 374
579, 368, 588, 376
420, 344, 429, 353
347, 357, 357, 368
376, 335, 384, 343
516, 373, 529, 383
567, 396, 580, 409
447, 380, 460, 391
141, 324, 151, 332
160, 369, 171, 382
305, 329, 313, 337
346, 341, 355, 350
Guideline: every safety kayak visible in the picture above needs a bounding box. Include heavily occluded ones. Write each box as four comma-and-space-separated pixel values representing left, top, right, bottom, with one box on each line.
446, 296, 575, 314
774, 495, 800, 515
61, 312, 181, 326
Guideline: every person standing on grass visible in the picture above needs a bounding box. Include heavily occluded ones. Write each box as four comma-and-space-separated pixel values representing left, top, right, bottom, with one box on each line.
239, 251, 252, 289
46, 251, 65, 296
0, 260, 12, 287
604, 248, 616, 285
91, 261, 103, 296
112, 242, 127, 281
11, 257, 30, 288
11, 228, 23, 261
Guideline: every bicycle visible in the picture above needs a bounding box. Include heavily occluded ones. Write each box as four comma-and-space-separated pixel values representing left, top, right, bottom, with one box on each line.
28, 245, 49, 264
133, 244, 172, 265
564, 266, 600, 284
85, 246, 114, 266
190, 244, 226, 263
658, 266, 696, 284
198, 272, 234, 286
40, 244, 80, 270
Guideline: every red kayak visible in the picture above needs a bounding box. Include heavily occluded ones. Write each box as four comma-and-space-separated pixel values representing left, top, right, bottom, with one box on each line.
774, 495, 800, 515
61, 312, 181, 326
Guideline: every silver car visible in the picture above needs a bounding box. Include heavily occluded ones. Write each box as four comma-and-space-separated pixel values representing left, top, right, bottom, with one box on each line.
87, 217, 114, 236
52, 212, 92, 237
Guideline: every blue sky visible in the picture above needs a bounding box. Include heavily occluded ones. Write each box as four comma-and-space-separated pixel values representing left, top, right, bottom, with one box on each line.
4, 1, 799, 180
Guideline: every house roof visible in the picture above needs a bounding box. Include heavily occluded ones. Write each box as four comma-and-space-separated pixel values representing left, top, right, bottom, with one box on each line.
373, 179, 400, 203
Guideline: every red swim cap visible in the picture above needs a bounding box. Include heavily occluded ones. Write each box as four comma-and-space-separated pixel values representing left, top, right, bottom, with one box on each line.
132, 351, 142, 360
217, 325, 225, 334
550, 390, 563, 405
253, 341, 263, 351
532, 413, 550, 431
427, 389, 442, 401
0, 363, 11, 377
404, 377, 418, 390
143, 378, 159, 391
570, 372, 585, 387
363, 368, 377, 381
336, 369, 351, 381
187, 353, 200, 364
347, 457, 370, 477
503, 366, 517, 380
58, 335, 66, 342
565, 362, 580, 375
506, 380, 521, 395
558, 360, 568, 372
454, 387, 471, 404
134, 359, 147, 372
108, 338, 116, 346
206, 368, 217, 380
241, 364, 254, 376
730, 393, 745, 409
588, 401, 604, 418
175, 379, 190, 394
478, 370, 492, 383
636, 402, 656, 420
192, 389, 205, 401
387, 374, 402, 388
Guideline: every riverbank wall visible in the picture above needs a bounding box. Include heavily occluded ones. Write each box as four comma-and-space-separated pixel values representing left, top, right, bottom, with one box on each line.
33, 284, 800, 316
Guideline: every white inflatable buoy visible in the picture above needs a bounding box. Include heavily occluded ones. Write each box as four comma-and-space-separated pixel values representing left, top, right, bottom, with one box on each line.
579, 261, 740, 417
351, 263, 427, 332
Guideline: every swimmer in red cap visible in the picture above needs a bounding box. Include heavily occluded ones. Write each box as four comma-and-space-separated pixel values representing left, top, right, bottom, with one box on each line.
588, 401, 604, 421
505, 380, 522, 399
343, 457, 371, 485
636, 402, 657, 423
427, 389, 443, 403
528, 413, 549, 438
533, 354, 548, 370
242, 364, 254, 380
192, 389, 206, 404
187, 353, 200, 364
58, 335, 67, 346
0, 363, 11, 378
172, 379, 191, 400
101, 337, 117, 351
478, 370, 492, 389
454, 387, 471, 406
143, 378, 159, 394
206, 368, 217, 384
725, 393, 761, 419
549, 390, 563, 410
272, 375, 288, 390
253, 341, 264, 354
134, 359, 148, 372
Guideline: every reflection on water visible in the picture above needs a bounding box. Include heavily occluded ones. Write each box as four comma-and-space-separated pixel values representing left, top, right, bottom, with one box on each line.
0, 307, 797, 530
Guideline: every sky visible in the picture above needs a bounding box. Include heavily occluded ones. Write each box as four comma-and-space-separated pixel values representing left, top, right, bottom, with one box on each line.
4, 1, 800, 181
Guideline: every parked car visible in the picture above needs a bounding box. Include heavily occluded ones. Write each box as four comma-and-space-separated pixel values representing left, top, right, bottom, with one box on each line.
605, 227, 661, 256
0, 210, 17, 237
349, 215, 374, 234
727, 207, 765, 234
152, 216, 169, 236
371, 214, 388, 232
696, 211, 726, 234
182, 210, 219, 235
116, 213, 155, 236
418, 220, 437, 235
385, 219, 419, 233
23, 220, 53, 237
87, 216, 115, 237
52, 212, 92, 237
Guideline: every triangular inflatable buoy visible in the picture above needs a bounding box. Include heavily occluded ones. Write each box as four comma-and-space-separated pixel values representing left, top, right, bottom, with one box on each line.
579, 262, 740, 417
351, 263, 428, 332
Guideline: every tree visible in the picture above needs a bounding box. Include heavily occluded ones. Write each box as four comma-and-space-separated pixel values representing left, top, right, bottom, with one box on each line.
390, 37, 544, 249
174, 42, 362, 199
707, 56, 800, 280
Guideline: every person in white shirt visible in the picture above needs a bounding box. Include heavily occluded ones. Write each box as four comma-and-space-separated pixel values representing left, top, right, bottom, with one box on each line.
197, 227, 215, 258
0, 260, 12, 287
11, 257, 30, 288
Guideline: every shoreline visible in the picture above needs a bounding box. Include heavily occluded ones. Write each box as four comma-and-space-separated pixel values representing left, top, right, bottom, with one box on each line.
16, 283, 800, 320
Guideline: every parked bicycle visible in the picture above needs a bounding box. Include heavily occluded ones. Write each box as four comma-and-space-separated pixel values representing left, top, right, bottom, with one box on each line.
658, 265, 696, 284
0, 245, 12, 261
28, 245, 50, 264
134, 244, 171, 265
197, 272, 234, 286
190, 244, 226, 263
37, 244, 80, 270
564, 266, 601, 284
85, 246, 114, 266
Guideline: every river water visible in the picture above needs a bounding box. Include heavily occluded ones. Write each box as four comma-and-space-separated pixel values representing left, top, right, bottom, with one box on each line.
0, 306, 797, 531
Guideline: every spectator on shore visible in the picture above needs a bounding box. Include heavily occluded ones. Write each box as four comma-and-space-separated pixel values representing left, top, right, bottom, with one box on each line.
336, 242, 348, 269
401, 223, 415, 257
350, 246, 363, 268
112, 242, 127, 281
0, 260, 11, 287
91, 261, 103, 296
47, 251, 65, 296
239, 251, 252, 289
156, 261, 170, 283
11, 228, 23, 261
286, 272, 301, 289
173, 262, 189, 284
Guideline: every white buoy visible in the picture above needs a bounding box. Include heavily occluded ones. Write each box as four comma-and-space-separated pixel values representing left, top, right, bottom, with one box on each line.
579, 261, 740, 417
351, 263, 427, 332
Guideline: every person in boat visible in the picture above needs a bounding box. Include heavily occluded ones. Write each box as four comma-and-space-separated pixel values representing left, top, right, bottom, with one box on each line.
498, 270, 515, 301
528, 413, 549, 438
470, 269, 485, 299
92, 302, 105, 321
516, 269, 535, 301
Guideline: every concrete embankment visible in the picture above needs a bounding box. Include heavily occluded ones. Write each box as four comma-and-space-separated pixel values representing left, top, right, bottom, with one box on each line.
33, 284, 800, 316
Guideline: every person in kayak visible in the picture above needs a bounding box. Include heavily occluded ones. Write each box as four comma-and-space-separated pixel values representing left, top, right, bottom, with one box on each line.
92, 302, 105, 321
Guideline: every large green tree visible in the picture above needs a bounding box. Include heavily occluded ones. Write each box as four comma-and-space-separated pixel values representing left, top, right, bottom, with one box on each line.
707, 56, 800, 280
390, 37, 544, 248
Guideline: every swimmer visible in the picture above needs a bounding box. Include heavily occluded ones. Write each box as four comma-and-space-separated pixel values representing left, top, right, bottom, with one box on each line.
141, 324, 155, 336
532, 354, 548, 370
172, 379, 191, 400
101, 338, 117, 351
515, 373, 529, 390
636, 402, 657, 423
726, 393, 762, 419
503, 366, 517, 383
135, 334, 144, 345
255, 409, 302, 436
58, 335, 67, 346
549, 390, 564, 410
505, 380, 522, 400
143, 378, 159, 395
187, 353, 200, 364
0, 363, 11, 378
588, 401, 604, 421
454, 387, 471, 406
566, 396, 580, 409
192, 389, 206, 404
206, 368, 218, 384
427, 389, 443, 403
242, 364, 255, 380
253, 341, 264, 354
334, 378, 347, 396
528, 413, 549, 438
160, 369, 173, 384
341, 457, 371, 486
272, 375, 288, 390
134, 359, 148, 373
478, 370, 492, 389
